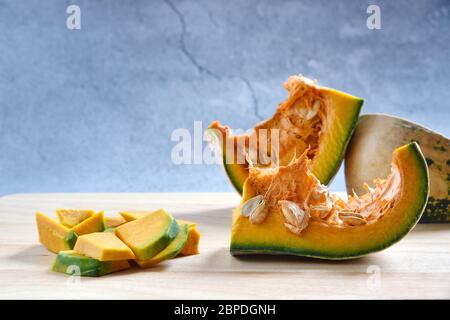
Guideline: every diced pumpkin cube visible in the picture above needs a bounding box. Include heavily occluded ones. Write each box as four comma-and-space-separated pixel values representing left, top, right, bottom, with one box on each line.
71, 211, 105, 235
52, 250, 130, 277
56, 209, 95, 228
115, 209, 179, 260
36, 211, 78, 253
104, 215, 127, 228
74, 232, 135, 261
136, 223, 189, 268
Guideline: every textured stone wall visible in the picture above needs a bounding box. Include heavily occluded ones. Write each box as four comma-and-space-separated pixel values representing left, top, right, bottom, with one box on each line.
0, 0, 448, 194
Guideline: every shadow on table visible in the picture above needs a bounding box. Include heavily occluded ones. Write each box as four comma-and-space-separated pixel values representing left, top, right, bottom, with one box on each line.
7, 245, 169, 277
233, 254, 369, 265
198, 247, 379, 273
7, 244, 55, 266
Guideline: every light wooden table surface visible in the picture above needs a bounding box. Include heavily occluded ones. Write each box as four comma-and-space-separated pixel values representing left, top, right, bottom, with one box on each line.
0, 193, 449, 299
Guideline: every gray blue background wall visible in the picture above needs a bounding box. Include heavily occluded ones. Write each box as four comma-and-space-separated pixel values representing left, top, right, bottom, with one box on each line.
0, 0, 449, 194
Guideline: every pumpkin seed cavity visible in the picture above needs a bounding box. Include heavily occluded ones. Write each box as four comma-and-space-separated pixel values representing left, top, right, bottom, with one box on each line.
237, 83, 402, 233
242, 149, 402, 233
211, 76, 327, 170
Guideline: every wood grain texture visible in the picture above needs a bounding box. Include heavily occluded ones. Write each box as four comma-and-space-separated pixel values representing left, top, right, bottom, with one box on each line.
0, 193, 449, 299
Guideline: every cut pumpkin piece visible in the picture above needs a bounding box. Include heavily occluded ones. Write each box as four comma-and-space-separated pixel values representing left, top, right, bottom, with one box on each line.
115, 209, 179, 260
74, 232, 135, 261
104, 215, 127, 228
207, 75, 363, 194
56, 209, 94, 228
71, 211, 105, 235
179, 223, 201, 256
231, 142, 429, 259
345, 114, 449, 223
52, 250, 130, 277
136, 223, 189, 268
36, 212, 78, 253
119, 211, 200, 256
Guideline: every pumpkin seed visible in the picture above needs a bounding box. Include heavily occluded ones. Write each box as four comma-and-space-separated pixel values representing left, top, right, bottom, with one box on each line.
241, 195, 269, 224
249, 203, 269, 224
278, 200, 310, 235
339, 211, 367, 226
339, 211, 364, 219
284, 223, 304, 236
241, 195, 264, 217
305, 100, 320, 120
311, 204, 333, 219
310, 205, 329, 212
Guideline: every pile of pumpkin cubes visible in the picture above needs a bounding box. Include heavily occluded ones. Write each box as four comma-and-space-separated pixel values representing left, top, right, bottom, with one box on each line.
36, 209, 200, 276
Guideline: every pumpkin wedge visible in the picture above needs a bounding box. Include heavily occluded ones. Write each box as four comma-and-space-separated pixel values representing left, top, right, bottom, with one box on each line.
207, 75, 363, 193
36, 212, 78, 253
115, 209, 179, 260
52, 250, 130, 277
104, 215, 127, 228
74, 232, 135, 261
71, 211, 105, 235
136, 223, 189, 268
178, 220, 201, 256
56, 209, 94, 228
119, 210, 201, 256
345, 114, 449, 223
231, 142, 428, 259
